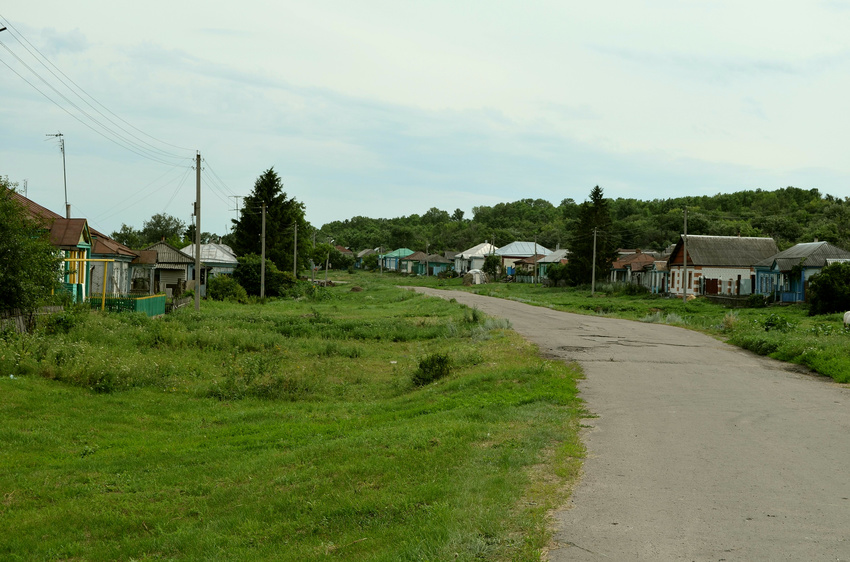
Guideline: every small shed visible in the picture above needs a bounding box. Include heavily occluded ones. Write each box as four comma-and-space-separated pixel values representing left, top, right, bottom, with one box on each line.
144, 241, 195, 297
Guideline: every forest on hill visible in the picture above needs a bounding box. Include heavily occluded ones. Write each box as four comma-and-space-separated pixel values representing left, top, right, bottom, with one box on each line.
318, 186, 850, 255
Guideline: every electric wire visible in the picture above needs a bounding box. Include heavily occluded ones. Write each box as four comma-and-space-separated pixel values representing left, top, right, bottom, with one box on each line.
0, 16, 191, 160
0, 47, 185, 167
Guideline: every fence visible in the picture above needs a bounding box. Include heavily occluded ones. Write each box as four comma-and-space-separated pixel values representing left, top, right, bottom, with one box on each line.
1, 306, 64, 333
85, 293, 166, 317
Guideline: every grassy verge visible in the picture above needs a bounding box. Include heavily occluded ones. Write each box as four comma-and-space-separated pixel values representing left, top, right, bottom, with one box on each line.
381, 271, 850, 383
0, 279, 585, 561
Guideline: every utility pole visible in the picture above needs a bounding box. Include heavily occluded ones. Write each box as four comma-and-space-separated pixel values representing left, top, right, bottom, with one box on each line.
293, 223, 298, 278
591, 227, 597, 296
45, 133, 69, 218
261, 202, 266, 298
534, 236, 539, 284
682, 207, 688, 304
194, 152, 201, 312
229, 195, 242, 229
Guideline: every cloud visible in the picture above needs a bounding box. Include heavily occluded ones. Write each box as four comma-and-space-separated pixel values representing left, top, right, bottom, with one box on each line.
39, 27, 89, 56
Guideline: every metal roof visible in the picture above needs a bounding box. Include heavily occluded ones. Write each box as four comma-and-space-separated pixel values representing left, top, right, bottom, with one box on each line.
457, 242, 497, 259
180, 243, 239, 265
495, 241, 553, 257
144, 241, 194, 264
754, 241, 850, 271
539, 249, 570, 263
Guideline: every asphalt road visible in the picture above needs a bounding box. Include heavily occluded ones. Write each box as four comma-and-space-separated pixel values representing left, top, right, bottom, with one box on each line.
409, 287, 850, 561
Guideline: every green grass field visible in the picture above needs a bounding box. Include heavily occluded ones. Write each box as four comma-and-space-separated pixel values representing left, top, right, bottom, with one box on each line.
0, 279, 585, 561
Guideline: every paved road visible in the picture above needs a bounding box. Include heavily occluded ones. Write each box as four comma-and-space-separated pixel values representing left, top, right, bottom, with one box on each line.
409, 287, 850, 561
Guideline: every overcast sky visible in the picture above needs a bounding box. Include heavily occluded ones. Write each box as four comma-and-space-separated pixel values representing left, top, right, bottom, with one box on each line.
2, 2, 850, 237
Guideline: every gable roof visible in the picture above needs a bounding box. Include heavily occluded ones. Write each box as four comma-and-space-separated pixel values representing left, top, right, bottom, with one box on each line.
380, 248, 414, 258
400, 251, 430, 262
90, 228, 139, 258
495, 241, 553, 257
612, 250, 656, 271
8, 189, 92, 250
144, 241, 195, 264
180, 243, 239, 265
539, 249, 570, 264
754, 241, 850, 271
669, 235, 778, 267
457, 242, 497, 259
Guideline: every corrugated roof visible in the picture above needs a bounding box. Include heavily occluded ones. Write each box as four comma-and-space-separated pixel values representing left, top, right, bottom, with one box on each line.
495, 241, 552, 257
458, 242, 497, 259
754, 241, 850, 271
539, 249, 570, 263
670, 235, 778, 267
356, 248, 377, 258
144, 241, 194, 264
613, 251, 656, 270
380, 248, 414, 258
180, 243, 239, 265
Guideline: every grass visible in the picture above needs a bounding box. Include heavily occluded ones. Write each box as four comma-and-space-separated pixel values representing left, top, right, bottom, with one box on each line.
0, 277, 585, 561
385, 271, 850, 383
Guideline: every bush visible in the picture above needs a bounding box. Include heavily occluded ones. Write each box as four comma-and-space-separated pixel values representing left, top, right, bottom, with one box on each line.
808, 262, 850, 315
233, 254, 297, 297
207, 275, 248, 303
412, 353, 451, 386
747, 293, 768, 308
762, 313, 795, 332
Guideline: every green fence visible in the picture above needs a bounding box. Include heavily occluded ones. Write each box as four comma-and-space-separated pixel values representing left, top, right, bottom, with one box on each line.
87, 294, 166, 317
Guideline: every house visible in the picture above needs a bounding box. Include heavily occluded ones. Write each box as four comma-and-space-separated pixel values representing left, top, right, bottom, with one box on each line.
538, 249, 570, 280
9, 190, 93, 302
144, 241, 195, 297
514, 254, 546, 283
610, 250, 658, 285
181, 243, 240, 297
90, 228, 140, 296
335, 245, 355, 260
453, 242, 497, 274
355, 248, 377, 269
495, 241, 552, 276
399, 252, 452, 275
667, 235, 779, 297
379, 248, 414, 271
647, 261, 670, 294
753, 241, 850, 303
399, 251, 430, 274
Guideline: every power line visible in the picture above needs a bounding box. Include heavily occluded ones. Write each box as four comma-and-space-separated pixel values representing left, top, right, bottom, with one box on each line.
0, 16, 190, 160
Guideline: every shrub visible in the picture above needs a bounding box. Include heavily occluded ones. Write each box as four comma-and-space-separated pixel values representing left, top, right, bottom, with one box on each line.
207, 275, 248, 303
747, 293, 768, 308
412, 353, 451, 386
808, 262, 850, 315
762, 313, 795, 332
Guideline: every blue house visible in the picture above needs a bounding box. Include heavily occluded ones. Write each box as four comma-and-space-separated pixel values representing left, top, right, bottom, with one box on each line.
379, 248, 414, 271
754, 241, 850, 303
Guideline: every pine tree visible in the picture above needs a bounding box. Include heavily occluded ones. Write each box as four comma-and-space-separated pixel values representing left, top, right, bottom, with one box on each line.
566, 186, 617, 285
230, 168, 310, 273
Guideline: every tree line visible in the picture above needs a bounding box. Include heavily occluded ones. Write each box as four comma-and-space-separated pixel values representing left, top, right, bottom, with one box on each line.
319, 186, 850, 256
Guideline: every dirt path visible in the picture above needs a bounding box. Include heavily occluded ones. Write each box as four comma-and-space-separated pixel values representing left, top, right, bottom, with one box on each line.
409, 287, 850, 561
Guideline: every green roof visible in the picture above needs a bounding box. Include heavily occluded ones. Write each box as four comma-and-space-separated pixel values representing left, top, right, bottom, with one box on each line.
379, 248, 414, 258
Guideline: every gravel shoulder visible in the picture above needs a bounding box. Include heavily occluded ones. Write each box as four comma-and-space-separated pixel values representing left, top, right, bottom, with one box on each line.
409, 287, 850, 561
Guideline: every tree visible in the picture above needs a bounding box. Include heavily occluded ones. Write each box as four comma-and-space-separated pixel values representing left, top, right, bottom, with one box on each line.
230, 168, 310, 273
110, 224, 144, 249
807, 262, 850, 315
0, 178, 63, 319
565, 186, 617, 285
232, 254, 295, 297
141, 213, 186, 246
483, 254, 501, 278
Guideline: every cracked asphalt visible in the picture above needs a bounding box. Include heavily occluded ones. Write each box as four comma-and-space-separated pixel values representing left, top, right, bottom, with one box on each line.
409, 287, 850, 561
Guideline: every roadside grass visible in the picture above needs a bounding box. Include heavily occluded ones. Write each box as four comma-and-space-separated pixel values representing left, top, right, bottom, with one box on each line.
381, 271, 850, 383
0, 278, 585, 561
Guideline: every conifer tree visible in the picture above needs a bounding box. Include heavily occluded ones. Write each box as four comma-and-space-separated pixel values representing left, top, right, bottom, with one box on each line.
565, 185, 617, 285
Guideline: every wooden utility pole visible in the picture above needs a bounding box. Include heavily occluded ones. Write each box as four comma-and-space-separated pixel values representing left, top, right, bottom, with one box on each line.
260, 202, 266, 298
293, 223, 298, 278
194, 152, 201, 312
591, 227, 597, 295
683, 207, 688, 303
46, 133, 69, 217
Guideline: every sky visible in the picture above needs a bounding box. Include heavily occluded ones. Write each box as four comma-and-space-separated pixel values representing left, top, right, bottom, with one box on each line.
2, 1, 850, 238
